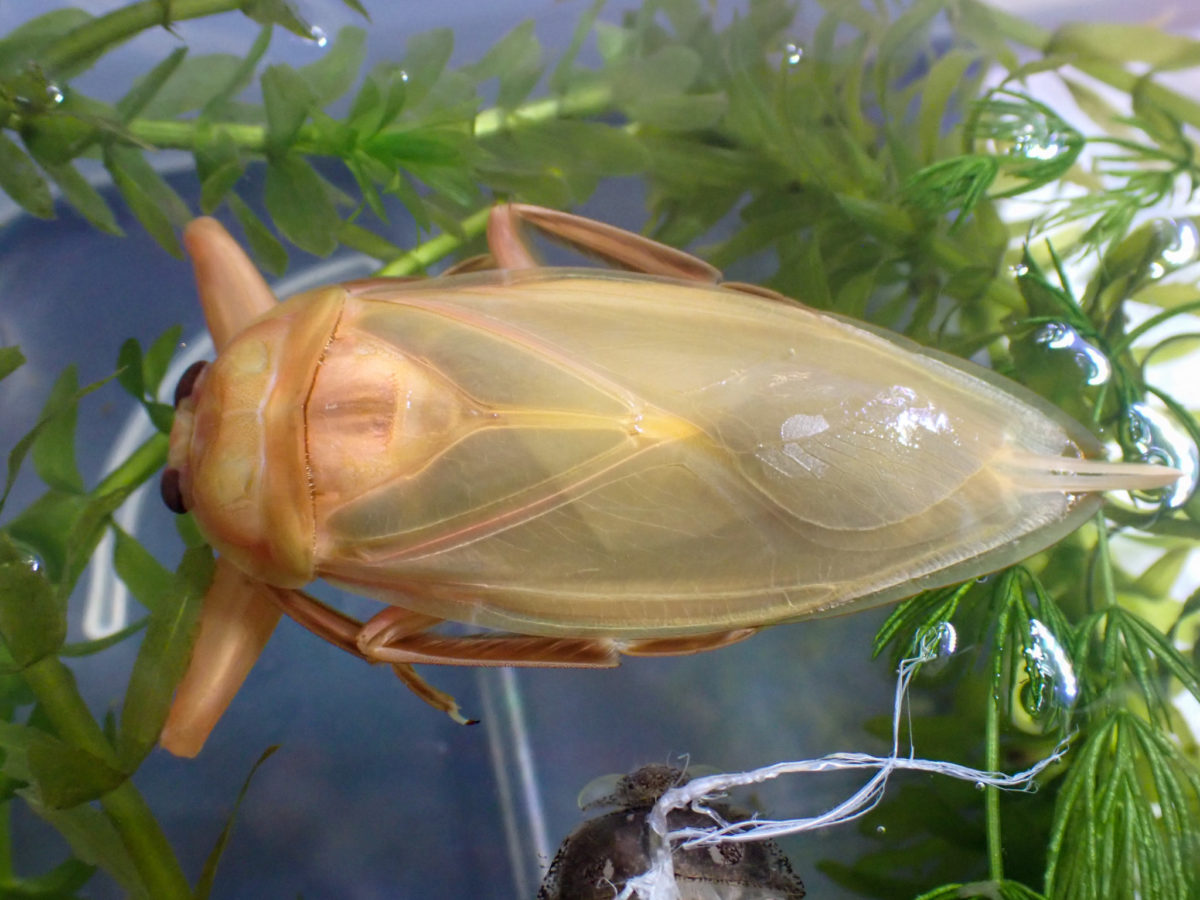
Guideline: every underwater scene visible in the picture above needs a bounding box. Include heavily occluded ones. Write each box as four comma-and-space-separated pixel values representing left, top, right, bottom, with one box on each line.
1, 1, 1200, 897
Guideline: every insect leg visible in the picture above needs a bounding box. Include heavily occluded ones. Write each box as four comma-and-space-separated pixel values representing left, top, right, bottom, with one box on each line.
272, 595, 618, 720
488, 203, 722, 282
266, 591, 477, 721
380, 663, 474, 725
440, 253, 498, 275
621, 628, 759, 657
358, 621, 622, 669
161, 557, 283, 758
268, 586, 380, 659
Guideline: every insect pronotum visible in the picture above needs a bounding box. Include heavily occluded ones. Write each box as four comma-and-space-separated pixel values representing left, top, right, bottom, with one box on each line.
158, 203, 1181, 757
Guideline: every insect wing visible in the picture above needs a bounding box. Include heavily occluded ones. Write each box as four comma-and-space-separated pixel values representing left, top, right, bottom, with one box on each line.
309, 271, 1094, 634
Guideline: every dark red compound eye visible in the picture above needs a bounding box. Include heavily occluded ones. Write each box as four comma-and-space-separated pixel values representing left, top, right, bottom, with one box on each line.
174, 360, 208, 408
161, 467, 188, 514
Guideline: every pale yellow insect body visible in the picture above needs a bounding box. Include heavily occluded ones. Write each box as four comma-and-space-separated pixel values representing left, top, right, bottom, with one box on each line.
159, 204, 1180, 757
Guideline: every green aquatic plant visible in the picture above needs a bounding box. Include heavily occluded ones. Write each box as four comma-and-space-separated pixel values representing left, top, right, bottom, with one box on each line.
1, 0, 1200, 897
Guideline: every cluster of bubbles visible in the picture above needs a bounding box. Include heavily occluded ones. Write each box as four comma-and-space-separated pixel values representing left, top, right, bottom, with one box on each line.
1022, 216, 1200, 510
930, 616, 1079, 724
1007, 119, 1074, 164
971, 95, 1080, 176
1027, 322, 1196, 508
1125, 401, 1199, 509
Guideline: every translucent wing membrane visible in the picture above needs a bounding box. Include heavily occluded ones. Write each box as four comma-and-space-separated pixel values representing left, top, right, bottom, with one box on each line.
304, 272, 1150, 635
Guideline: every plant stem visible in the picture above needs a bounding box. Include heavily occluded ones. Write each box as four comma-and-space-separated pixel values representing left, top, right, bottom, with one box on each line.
129, 81, 616, 155
126, 118, 260, 152
94, 433, 169, 496
473, 82, 614, 138
22, 657, 190, 898
984, 577, 1012, 882
0, 801, 11, 881
40, 0, 244, 79
376, 205, 491, 276
1092, 510, 1117, 607
100, 784, 191, 900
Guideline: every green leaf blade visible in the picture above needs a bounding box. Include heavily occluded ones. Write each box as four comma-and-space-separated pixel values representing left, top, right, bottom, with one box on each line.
228, 193, 288, 274
104, 146, 188, 257
0, 9, 93, 80
194, 127, 245, 214
31, 366, 84, 494
111, 527, 173, 616
263, 155, 341, 256
0, 347, 26, 383
30, 801, 142, 896
401, 28, 454, 109
202, 27, 274, 116
116, 47, 187, 122
193, 745, 279, 900
27, 731, 127, 809
41, 161, 123, 235
142, 325, 182, 400
261, 64, 315, 157
0, 561, 65, 669
117, 546, 212, 770
0, 133, 54, 219
298, 26, 366, 106
116, 338, 144, 401
241, 0, 314, 39
1050, 22, 1200, 71
469, 21, 542, 110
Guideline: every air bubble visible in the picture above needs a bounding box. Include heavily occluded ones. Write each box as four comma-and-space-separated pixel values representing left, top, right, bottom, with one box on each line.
309, 25, 328, 47
1125, 402, 1199, 509
784, 41, 803, 65
916, 621, 958, 661
6, 540, 44, 574
1155, 218, 1200, 273
45, 83, 64, 105
1021, 618, 1077, 719
875, 825, 886, 835
1035, 322, 1111, 386
969, 95, 1081, 186
935, 622, 957, 657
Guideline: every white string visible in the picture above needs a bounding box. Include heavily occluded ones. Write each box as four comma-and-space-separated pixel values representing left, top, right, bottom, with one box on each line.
616, 629, 1071, 900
